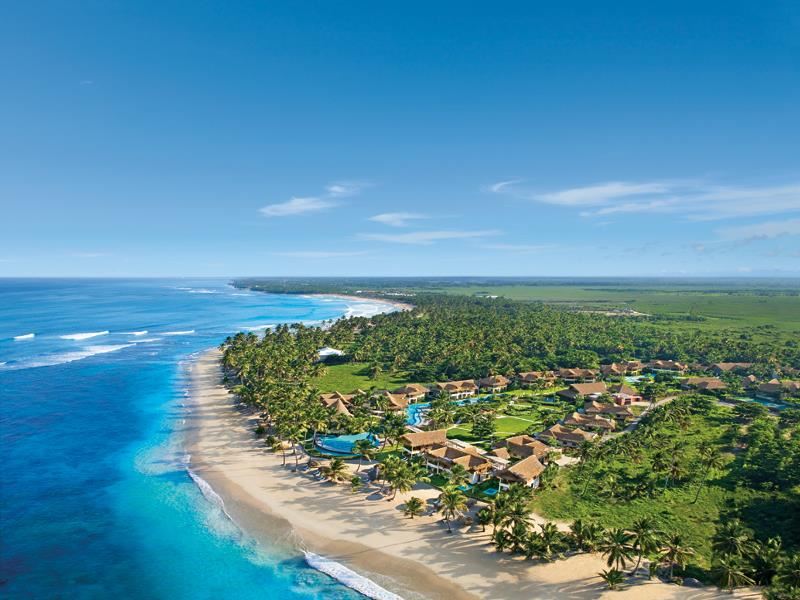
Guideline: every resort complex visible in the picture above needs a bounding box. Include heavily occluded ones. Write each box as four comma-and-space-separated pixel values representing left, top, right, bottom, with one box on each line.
218, 287, 800, 599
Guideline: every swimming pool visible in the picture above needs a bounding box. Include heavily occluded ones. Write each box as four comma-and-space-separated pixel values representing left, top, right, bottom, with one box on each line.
314, 432, 379, 456
405, 395, 497, 426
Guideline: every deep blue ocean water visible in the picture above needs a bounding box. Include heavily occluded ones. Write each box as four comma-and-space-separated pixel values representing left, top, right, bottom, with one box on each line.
0, 279, 373, 599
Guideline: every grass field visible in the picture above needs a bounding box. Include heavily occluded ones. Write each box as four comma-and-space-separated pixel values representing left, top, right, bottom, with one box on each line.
310, 362, 411, 393
422, 283, 800, 332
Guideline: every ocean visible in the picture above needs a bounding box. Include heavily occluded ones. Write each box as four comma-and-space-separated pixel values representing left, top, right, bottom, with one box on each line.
0, 278, 389, 599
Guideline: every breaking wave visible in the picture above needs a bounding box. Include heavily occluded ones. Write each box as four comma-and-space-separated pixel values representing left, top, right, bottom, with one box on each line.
162, 330, 195, 336
60, 331, 109, 341
13, 333, 35, 340
0, 344, 133, 370
303, 552, 404, 600
125, 330, 148, 336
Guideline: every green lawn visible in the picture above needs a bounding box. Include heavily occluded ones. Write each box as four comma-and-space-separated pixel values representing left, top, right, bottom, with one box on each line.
529, 404, 799, 569
310, 362, 412, 392
422, 283, 800, 333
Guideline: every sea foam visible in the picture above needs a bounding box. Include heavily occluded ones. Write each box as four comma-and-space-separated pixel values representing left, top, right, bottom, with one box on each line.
13, 333, 35, 340
125, 330, 148, 336
162, 330, 195, 336
303, 552, 404, 600
60, 331, 109, 341
1, 344, 133, 370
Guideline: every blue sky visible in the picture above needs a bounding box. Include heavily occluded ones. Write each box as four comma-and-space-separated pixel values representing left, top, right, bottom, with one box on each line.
1, 1, 799, 277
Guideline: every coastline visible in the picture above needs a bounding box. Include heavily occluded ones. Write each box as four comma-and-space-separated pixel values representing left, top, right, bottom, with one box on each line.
185, 349, 758, 600
308, 292, 415, 314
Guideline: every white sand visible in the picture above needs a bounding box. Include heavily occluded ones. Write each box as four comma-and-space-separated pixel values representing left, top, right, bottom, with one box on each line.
186, 349, 759, 600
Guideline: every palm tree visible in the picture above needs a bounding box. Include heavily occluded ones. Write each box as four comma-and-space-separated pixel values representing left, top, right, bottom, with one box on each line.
750, 537, 782, 586
659, 532, 695, 581
352, 438, 377, 473
538, 522, 563, 561
438, 486, 468, 534
598, 569, 625, 590
713, 556, 755, 592
569, 519, 592, 552
777, 554, 800, 589
476, 507, 493, 533
403, 496, 425, 519
693, 446, 725, 503
350, 475, 363, 493
387, 464, 416, 500
598, 528, 635, 571
629, 517, 661, 575
447, 464, 470, 488
712, 519, 752, 558
318, 457, 349, 483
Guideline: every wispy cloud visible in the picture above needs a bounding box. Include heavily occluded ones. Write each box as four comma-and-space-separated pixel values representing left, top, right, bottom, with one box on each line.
359, 229, 499, 245
325, 180, 370, 197
486, 179, 523, 193
489, 178, 800, 221
716, 218, 800, 241
538, 181, 671, 206
260, 197, 336, 217
369, 212, 429, 227
274, 250, 367, 259
260, 180, 369, 217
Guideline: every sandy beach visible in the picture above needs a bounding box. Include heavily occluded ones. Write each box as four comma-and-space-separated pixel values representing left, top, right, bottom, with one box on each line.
186, 349, 758, 600
310, 293, 415, 314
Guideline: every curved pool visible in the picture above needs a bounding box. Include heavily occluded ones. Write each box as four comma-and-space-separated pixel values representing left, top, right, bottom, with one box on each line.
314, 432, 379, 456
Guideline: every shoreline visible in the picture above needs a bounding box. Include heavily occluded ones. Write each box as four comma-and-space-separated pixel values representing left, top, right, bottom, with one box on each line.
185, 349, 757, 600
308, 292, 415, 314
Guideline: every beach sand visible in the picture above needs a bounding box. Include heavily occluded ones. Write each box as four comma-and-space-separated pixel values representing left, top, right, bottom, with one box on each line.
186, 349, 759, 600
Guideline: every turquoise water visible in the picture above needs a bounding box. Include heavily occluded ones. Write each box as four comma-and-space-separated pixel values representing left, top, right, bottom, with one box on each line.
405, 395, 497, 426
314, 432, 379, 456
0, 279, 389, 599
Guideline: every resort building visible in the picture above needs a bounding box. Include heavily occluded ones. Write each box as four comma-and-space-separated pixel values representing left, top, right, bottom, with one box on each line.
600, 363, 627, 377
741, 374, 759, 390
494, 434, 554, 461
682, 377, 728, 393
320, 391, 359, 406
537, 423, 597, 448
757, 379, 800, 400
710, 362, 754, 375
564, 411, 616, 431
517, 370, 557, 387
373, 390, 410, 411
422, 443, 494, 484
477, 375, 511, 393
557, 382, 608, 402
435, 379, 478, 400
496, 455, 546, 491
607, 383, 642, 405
557, 368, 599, 383
584, 400, 635, 420
326, 398, 353, 418
400, 429, 449, 455
647, 360, 688, 372
393, 383, 430, 403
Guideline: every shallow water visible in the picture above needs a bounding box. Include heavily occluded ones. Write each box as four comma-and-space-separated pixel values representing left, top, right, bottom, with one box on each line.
0, 278, 382, 599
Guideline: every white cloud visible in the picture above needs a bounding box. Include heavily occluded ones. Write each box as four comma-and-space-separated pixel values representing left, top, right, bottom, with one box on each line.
487, 179, 523, 193
325, 181, 369, 197
369, 212, 428, 227
492, 178, 800, 221
359, 229, 499, 245
260, 196, 335, 217
260, 180, 369, 217
717, 218, 800, 241
537, 181, 671, 206
274, 250, 367, 259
